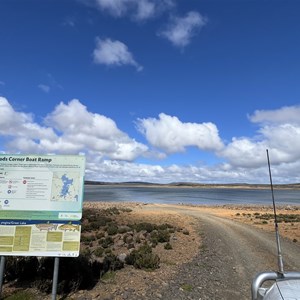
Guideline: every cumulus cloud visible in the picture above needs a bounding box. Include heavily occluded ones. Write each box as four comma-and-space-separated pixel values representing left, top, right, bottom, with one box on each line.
137, 113, 224, 153
93, 38, 143, 71
159, 11, 207, 48
84, 159, 293, 184
1, 98, 300, 184
221, 105, 300, 168
0, 97, 148, 161
0, 97, 56, 141
93, 0, 174, 21
38, 84, 50, 93
249, 105, 300, 125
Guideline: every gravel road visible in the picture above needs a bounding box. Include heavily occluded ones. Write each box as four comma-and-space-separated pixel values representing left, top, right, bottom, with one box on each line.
143, 206, 300, 300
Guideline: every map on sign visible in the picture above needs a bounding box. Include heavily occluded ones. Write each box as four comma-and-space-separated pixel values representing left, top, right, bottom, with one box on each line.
0, 155, 85, 220
51, 172, 81, 202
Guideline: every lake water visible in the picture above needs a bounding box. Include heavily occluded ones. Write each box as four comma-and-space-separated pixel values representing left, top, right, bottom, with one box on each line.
84, 185, 300, 206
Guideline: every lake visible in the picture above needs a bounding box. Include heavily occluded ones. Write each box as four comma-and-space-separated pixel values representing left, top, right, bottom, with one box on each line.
83, 185, 300, 206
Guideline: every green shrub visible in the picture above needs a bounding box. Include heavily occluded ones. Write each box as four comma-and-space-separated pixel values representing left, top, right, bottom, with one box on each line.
181, 283, 193, 292
102, 254, 124, 273
118, 226, 130, 234
99, 236, 113, 248
105, 248, 112, 254
164, 242, 173, 250
158, 223, 173, 230
133, 222, 156, 233
125, 244, 160, 270
90, 217, 113, 229
105, 207, 120, 215
81, 235, 95, 244
93, 247, 104, 257
107, 224, 118, 235
96, 231, 105, 239
150, 237, 158, 247
150, 229, 170, 243
157, 230, 170, 242
4, 290, 36, 300
120, 208, 133, 213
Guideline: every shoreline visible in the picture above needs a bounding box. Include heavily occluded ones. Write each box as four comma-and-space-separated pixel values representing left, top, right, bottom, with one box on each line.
84, 201, 300, 210
85, 182, 300, 190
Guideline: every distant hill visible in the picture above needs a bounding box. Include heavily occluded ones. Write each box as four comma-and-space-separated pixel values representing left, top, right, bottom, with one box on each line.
84, 181, 300, 190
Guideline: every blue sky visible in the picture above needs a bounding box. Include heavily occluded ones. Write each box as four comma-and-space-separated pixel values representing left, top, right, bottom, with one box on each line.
1, 0, 300, 184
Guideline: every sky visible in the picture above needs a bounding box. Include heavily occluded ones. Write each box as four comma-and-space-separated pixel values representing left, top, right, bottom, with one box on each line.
0, 0, 300, 184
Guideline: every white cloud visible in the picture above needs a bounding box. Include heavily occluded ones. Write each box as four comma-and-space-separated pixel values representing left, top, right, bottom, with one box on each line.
249, 105, 300, 125
93, 0, 173, 21
135, 0, 155, 20
0, 97, 148, 161
84, 159, 295, 184
93, 38, 143, 71
0, 97, 56, 140
159, 11, 207, 48
45, 99, 148, 160
137, 113, 224, 153
1, 98, 300, 184
221, 105, 300, 168
38, 84, 50, 93
95, 0, 127, 17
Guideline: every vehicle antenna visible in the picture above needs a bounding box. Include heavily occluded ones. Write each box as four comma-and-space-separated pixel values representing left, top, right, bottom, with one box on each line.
266, 149, 284, 275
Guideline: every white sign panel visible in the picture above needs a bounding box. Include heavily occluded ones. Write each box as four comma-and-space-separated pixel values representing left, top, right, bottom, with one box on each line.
0, 155, 85, 220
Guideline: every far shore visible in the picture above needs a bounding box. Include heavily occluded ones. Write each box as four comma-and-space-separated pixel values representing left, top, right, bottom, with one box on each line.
85, 181, 300, 190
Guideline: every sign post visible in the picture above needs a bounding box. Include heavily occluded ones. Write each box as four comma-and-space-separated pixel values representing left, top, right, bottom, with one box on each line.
0, 256, 5, 295
52, 257, 60, 300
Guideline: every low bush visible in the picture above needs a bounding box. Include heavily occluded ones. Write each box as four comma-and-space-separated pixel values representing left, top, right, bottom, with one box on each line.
94, 247, 104, 257
132, 222, 156, 233
99, 236, 113, 248
164, 242, 173, 250
107, 223, 118, 235
125, 244, 160, 270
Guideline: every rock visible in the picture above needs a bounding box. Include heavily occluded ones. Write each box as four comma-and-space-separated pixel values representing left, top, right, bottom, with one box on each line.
115, 239, 125, 248
124, 234, 134, 244
118, 253, 127, 262
127, 243, 135, 249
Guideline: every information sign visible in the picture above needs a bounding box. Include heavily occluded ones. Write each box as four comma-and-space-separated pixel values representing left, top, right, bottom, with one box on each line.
0, 155, 85, 221
0, 220, 81, 257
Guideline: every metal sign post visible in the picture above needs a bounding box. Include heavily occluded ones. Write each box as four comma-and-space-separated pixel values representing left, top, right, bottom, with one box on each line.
52, 257, 60, 300
0, 256, 5, 297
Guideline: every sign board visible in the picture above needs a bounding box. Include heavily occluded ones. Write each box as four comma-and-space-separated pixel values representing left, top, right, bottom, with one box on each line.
0, 155, 85, 221
0, 154, 85, 257
0, 220, 81, 257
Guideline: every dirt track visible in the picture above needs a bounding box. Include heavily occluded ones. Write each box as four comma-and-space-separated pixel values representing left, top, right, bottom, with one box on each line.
143, 205, 300, 299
